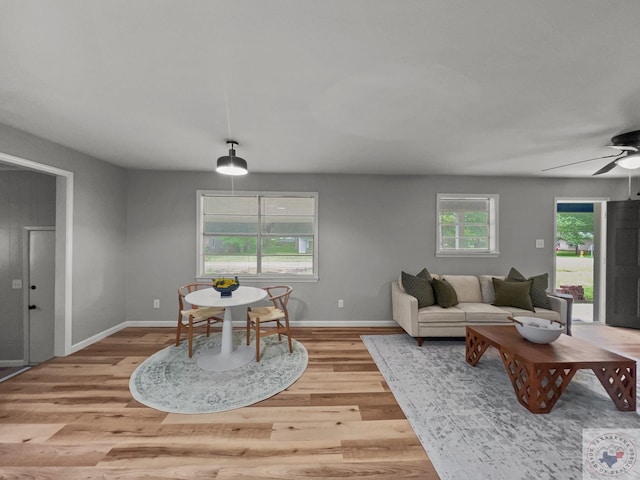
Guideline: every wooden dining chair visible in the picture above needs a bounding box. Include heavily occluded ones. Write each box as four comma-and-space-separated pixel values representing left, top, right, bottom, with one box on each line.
246, 285, 293, 362
176, 283, 224, 358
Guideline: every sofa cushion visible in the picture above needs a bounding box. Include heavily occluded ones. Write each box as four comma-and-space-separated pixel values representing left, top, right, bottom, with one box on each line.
432, 278, 459, 307
455, 303, 513, 322
492, 278, 534, 311
506, 267, 551, 309
401, 270, 436, 308
478, 275, 504, 303
418, 305, 465, 323
441, 275, 483, 303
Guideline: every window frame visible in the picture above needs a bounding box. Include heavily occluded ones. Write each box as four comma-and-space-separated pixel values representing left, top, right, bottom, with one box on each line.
436, 193, 500, 257
196, 190, 319, 282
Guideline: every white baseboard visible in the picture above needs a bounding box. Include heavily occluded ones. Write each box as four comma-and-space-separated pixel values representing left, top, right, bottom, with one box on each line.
68, 319, 398, 355
70, 322, 129, 353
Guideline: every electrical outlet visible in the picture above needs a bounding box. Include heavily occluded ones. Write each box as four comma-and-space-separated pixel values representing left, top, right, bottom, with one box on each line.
12, 279, 22, 289
153, 299, 160, 309
536, 239, 544, 248
338, 299, 344, 308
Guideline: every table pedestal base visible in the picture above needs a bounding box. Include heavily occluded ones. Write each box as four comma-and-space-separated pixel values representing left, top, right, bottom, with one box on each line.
195, 308, 255, 372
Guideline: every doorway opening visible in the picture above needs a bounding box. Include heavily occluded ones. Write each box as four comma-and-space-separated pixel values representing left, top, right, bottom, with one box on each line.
554, 198, 608, 324
0, 151, 73, 360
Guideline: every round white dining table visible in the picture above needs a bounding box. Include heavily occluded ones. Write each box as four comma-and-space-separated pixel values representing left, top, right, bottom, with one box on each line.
184, 285, 267, 371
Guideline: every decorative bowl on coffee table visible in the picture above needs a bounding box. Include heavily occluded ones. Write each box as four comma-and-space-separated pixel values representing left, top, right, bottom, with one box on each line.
510, 316, 563, 344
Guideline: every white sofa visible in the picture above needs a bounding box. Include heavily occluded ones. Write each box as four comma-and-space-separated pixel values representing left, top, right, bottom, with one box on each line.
391, 274, 568, 346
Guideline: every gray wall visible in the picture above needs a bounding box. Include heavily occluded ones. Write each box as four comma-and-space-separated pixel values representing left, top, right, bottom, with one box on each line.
126, 171, 628, 324
0, 123, 127, 350
0, 119, 632, 358
0, 170, 56, 359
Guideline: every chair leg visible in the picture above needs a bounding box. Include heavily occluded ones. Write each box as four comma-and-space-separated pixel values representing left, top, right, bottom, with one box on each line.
255, 321, 261, 362
175, 315, 183, 346
246, 318, 251, 346
285, 319, 293, 353
188, 319, 194, 358
206, 320, 211, 337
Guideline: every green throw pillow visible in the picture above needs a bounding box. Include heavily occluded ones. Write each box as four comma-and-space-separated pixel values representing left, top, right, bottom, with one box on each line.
492, 278, 534, 311
432, 278, 459, 308
506, 267, 551, 309
402, 269, 435, 308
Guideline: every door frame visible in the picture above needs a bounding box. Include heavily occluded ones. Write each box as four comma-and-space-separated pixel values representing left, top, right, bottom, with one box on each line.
0, 151, 74, 358
23, 226, 56, 363
553, 197, 608, 322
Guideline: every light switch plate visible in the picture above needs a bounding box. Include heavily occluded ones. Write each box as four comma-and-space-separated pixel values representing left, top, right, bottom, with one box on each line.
535, 239, 544, 248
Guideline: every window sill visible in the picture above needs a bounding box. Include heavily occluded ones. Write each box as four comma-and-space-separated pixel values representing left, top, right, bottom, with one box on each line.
197, 275, 319, 283
435, 251, 500, 258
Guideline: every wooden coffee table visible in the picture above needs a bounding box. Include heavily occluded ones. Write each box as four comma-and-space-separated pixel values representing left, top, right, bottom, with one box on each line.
466, 325, 636, 414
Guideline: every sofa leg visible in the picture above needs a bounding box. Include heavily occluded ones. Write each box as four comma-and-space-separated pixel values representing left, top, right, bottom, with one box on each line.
417, 337, 423, 347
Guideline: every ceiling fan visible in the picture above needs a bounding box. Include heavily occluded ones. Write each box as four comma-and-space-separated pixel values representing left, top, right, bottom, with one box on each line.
543, 130, 640, 175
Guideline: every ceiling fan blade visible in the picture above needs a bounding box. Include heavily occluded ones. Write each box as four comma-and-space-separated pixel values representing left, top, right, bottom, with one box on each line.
592, 158, 620, 176
541, 153, 622, 172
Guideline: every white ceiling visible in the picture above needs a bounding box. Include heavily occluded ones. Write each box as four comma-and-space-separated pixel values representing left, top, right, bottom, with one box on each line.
2, 0, 640, 177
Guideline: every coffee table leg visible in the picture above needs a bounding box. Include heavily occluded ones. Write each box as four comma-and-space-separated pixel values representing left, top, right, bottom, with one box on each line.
466, 330, 489, 366
500, 350, 577, 413
593, 364, 636, 411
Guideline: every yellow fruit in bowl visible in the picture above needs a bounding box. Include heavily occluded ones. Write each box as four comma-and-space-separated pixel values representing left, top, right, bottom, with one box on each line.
212, 276, 240, 296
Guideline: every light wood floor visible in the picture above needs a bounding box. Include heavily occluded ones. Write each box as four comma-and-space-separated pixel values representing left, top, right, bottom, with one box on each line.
1, 324, 639, 479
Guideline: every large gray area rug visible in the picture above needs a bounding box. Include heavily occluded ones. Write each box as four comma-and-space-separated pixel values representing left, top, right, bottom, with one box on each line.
362, 334, 640, 480
130, 331, 308, 414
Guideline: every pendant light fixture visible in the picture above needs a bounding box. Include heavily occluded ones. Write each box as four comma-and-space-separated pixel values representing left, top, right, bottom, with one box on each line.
216, 140, 248, 176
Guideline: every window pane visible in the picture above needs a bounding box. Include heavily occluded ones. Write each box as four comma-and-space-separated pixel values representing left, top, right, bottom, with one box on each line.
463, 212, 488, 223
440, 237, 489, 250
440, 199, 489, 212
441, 225, 456, 236
204, 255, 257, 275
441, 237, 456, 249
439, 212, 456, 224
262, 197, 315, 215
460, 238, 488, 249
261, 255, 313, 275
204, 196, 258, 215
262, 236, 313, 255
203, 215, 258, 234
203, 235, 257, 254
262, 216, 314, 235
463, 226, 488, 237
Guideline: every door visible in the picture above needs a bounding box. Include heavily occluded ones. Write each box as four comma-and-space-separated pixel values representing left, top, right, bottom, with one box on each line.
28, 229, 55, 363
606, 200, 640, 328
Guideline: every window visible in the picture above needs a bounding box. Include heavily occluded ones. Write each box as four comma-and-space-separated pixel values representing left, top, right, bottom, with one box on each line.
197, 191, 318, 280
436, 193, 499, 256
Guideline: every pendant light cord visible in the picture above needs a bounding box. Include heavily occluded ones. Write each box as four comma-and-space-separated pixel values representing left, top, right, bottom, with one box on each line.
224, 91, 235, 195
224, 92, 232, 140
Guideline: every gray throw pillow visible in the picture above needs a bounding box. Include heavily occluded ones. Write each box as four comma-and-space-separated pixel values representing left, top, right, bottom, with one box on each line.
492, 278, 534, 311
401, 269, 435, 308
432, 278, 459, 308
506, 267, 551, 309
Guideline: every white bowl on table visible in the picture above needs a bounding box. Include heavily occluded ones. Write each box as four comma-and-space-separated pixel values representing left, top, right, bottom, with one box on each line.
511, 316, 563, 344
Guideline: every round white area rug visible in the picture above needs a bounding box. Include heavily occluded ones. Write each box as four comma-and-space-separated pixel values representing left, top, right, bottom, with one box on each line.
129, 331, 308, 414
